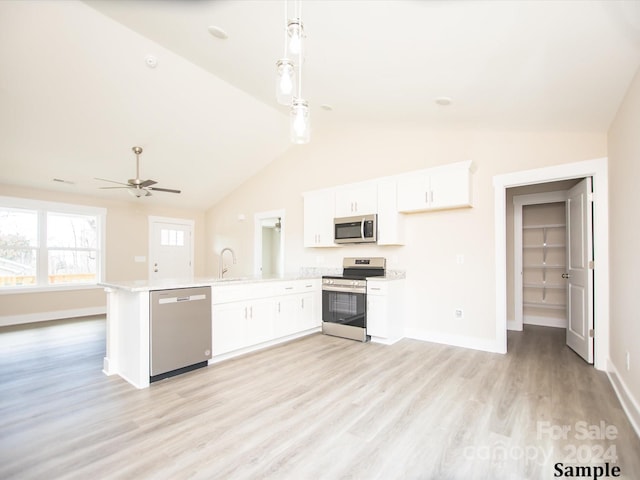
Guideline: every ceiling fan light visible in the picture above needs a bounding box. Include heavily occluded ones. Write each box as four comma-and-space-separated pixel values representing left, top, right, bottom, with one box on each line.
276, 59, 295, 105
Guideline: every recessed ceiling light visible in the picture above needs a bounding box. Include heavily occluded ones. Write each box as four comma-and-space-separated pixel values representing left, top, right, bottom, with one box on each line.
435, 97, 453, 106
320, 104, 334, 111
145, 55, 158, 68
208, 26, 229, 40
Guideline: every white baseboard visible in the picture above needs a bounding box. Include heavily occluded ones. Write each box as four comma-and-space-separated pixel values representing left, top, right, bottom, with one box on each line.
209, 327, 321, 365
607, 359, 640, 439
524, 315, 567, 328
404, 328, 504, 354
507, 319, 523, 331
0, 306, 106, 327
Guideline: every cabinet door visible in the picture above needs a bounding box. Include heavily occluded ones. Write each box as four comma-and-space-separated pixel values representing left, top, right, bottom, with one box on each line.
274, 295, 300, 338
377, 180, 404, 245
246, 298, 275, 346
212, 302, 247, 355
335, 184, 378, 217
303, 190, 336, 247
366, 294, 388, 338
396, 173, 430, 212
429, 167, 471, 210
299, 292, 317, 330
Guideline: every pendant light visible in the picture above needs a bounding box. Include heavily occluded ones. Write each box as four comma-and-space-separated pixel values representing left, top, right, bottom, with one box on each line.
276, 59, 295, 105
275, 0, 310, 144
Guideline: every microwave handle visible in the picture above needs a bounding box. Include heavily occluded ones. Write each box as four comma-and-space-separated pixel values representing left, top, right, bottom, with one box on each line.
361, 218, 365, 240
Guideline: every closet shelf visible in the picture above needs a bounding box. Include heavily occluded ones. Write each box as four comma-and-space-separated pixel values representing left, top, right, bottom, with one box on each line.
524, 283, 565, 290
523, 302, 566, 310
523, 264, 565, 269
523, 224, 566, 230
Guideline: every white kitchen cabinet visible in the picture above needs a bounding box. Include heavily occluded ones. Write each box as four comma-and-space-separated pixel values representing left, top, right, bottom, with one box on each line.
366, 279, 404, 344
212, 302, 248, 355
334, 182, 378, 218
376, 179, 404, 245
303, 189, 338, 247
212, 279, 321, 358
397, 161, 472, 213
273, 279, 321, 337
245, 298, 275, 346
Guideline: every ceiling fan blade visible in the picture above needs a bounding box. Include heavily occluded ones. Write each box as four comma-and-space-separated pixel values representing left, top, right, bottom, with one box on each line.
99, 186, 132, 190
138, 179, 157, 188
95, 177, 132, 187
148, 187, 181, 194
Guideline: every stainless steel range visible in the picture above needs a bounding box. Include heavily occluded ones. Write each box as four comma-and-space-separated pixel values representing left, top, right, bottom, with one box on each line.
322, 257, 386, 342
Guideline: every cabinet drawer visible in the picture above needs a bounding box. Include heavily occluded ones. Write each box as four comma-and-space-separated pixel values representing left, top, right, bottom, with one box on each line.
367, 282, 389, 295
212, 284, 275, 304
273, 279, 319, 296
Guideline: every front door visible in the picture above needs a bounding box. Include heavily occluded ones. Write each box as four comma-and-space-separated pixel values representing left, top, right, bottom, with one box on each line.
149, 217, 193, 281
565, 178, 594, 363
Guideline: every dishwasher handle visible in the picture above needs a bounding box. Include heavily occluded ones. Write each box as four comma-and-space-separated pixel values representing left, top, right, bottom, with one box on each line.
158, 294, 207, 304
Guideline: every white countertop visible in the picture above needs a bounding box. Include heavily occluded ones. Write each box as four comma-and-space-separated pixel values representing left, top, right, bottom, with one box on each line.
99, 273, 322, 293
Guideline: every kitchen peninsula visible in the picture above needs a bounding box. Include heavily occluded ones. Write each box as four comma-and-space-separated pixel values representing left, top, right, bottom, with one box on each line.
101, 275, 322, 389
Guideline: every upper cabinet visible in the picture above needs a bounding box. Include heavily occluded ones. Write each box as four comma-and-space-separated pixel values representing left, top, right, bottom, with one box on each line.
303, 189, 338, 248
397, 161, 472, 213
303, 160, 473, 248
334, 183, 378, 218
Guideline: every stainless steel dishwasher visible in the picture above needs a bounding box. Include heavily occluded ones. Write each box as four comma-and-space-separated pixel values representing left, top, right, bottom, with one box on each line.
149, 286, 212, 382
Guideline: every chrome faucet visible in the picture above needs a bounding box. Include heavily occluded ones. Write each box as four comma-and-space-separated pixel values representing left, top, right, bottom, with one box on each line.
219, 247, 237, 278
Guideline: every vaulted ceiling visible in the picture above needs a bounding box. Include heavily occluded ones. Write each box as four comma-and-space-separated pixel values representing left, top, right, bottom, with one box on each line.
1, 1, 639, 209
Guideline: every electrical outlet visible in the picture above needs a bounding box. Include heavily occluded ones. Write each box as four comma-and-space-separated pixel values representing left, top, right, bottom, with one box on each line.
626, 351, 631, 371
455, 308, 464, 319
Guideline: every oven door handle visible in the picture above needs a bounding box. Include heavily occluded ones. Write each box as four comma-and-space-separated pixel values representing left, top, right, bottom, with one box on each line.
322, 285, 366, 294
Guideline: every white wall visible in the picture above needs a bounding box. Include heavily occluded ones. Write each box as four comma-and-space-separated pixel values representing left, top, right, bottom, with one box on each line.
205, 126, 606, 351
608, 66, 640, 418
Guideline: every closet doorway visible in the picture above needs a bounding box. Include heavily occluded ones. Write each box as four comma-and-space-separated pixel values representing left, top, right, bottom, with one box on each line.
510, 178, 595, 364
494, 157, 608, 370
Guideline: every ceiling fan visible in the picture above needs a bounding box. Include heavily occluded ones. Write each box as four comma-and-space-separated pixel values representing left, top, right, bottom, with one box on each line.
95, 146, 181, 197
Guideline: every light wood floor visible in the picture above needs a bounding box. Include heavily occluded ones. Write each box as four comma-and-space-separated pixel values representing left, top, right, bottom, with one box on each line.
1, 317, 638, 480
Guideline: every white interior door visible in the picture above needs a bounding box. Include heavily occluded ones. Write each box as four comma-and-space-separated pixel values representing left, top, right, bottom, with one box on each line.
565, 178, 594, 363
149, 217, 194, 280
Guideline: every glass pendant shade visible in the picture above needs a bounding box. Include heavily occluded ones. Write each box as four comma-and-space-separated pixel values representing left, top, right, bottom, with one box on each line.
276, 59, 295, 105
290, 99, 310, 144
286, 20, 303, 59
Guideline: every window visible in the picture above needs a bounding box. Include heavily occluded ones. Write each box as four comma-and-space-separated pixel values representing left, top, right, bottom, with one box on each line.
0, 197, 105, 290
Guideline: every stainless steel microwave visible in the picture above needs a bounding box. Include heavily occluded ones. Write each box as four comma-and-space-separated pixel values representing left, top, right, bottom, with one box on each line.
334, 214, 377, 244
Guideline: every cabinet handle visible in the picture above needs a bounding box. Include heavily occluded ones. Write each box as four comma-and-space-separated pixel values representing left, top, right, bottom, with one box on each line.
278, 302, 281, 313
301, 298, 305, 309
355, 201, 358, 212
370, 287, 381, 291
430, 191, 434, 203
244, 307, 248, 319
425, 191, 429, 204
250, 306, 253, 318
285, 286, 294, 290
305, 284, 313, 288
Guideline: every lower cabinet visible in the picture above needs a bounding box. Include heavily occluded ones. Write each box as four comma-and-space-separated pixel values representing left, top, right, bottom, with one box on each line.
212, 279, 321, 357
366, 279, 405, 344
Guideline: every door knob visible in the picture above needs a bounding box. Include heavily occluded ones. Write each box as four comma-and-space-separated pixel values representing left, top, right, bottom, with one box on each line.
561, 273, 571, 279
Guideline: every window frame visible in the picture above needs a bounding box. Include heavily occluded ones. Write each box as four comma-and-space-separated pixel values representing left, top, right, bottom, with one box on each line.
0, 196, 106, 294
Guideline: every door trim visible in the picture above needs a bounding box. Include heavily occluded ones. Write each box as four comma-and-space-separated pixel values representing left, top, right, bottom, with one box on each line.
253, 209, 285, 277
148, 216, 195, 279
493, 157, 609, 371
512, 190, 568, 331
